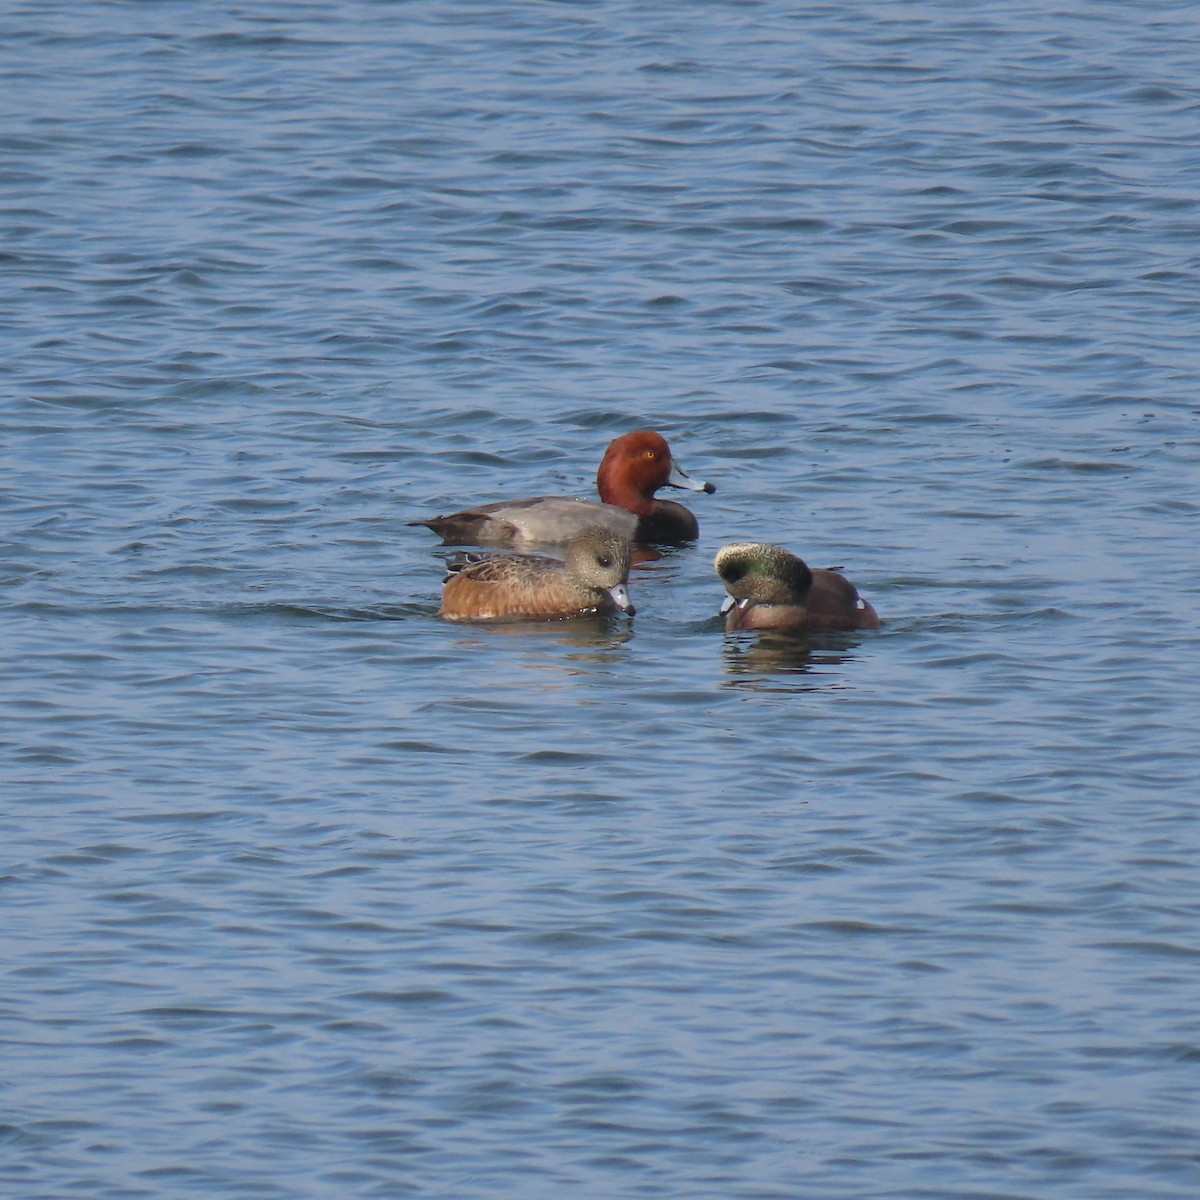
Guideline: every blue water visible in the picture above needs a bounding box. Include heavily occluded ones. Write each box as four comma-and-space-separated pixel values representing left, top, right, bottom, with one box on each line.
3, 2, 1199, 1197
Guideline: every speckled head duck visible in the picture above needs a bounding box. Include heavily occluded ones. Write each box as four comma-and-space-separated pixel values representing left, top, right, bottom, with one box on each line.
440, 525, 635, 623
714, 542, 880, 633
411, 429, 714, 548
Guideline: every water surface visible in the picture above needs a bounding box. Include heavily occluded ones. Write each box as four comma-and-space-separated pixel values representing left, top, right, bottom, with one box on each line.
3, 2, 1199, 1197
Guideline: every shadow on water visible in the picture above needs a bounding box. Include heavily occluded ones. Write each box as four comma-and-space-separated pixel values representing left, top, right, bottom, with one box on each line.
220, 601, 430, 623
443, 615, 635, 651
270, 600, 637, 666
719, 629, 874, 691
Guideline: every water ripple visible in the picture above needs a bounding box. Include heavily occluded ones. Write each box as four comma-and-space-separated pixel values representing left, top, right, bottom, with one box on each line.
3, 2, 1199, 1198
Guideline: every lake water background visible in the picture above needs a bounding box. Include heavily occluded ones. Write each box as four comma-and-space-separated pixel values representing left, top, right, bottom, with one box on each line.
3, 2, 1199, 1197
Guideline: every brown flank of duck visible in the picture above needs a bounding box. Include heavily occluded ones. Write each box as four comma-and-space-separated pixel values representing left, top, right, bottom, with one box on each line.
440, 525, 636, 622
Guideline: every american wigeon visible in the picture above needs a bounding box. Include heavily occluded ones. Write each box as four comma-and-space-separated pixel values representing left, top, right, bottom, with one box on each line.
411, 430, 714, 548
715, 542, 880, 633
439, 525, 636, 622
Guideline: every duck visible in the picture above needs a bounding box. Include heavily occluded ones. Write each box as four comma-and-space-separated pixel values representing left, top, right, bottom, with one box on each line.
439, 525, 636, 623
715, 542, 880, 633
410, 429, 714, 548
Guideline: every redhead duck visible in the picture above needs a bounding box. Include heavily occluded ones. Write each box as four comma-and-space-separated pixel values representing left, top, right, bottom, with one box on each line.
411, 430, 714, 548
715, 542, 880, 633
440, 525, 635, 623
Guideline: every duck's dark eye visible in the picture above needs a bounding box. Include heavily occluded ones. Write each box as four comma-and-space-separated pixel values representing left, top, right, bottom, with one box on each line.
722, 562, 746, 584
597, 554, 613, 569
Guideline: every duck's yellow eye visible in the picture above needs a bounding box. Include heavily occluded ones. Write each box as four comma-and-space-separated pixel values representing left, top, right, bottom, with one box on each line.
644, 449, 657, 460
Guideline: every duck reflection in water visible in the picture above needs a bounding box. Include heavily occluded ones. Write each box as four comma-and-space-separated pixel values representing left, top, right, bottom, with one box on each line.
720, 630, 869, 680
